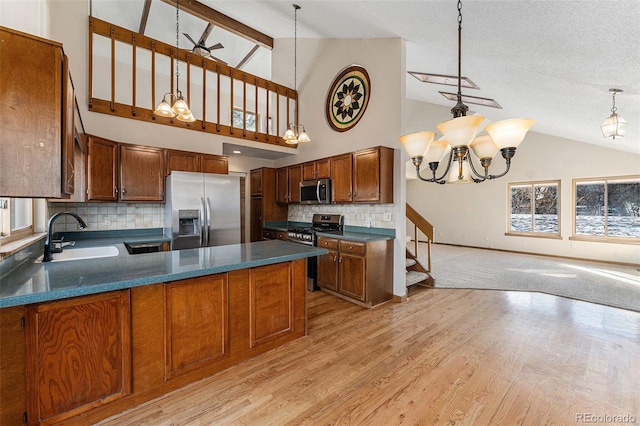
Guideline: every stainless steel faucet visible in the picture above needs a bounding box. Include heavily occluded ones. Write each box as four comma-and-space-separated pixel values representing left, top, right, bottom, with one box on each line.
43, 212, 87, 262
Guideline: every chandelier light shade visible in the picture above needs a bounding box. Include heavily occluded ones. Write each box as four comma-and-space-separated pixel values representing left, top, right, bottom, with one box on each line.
153, 0, 195, 123
398, 0, 534, 184
601, 88, 627, 140
282, 4, 310, 144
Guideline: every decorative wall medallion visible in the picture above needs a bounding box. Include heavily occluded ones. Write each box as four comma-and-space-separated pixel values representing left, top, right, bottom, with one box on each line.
325, 65, 371, 132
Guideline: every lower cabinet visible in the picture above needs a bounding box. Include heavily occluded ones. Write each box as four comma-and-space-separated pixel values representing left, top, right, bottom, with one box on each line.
25, 290, 131, 425
1, 259, 307, 425
317, 237, 393, 307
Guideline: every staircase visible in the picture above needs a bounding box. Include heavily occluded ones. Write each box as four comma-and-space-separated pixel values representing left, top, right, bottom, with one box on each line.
406, 203, 435, 288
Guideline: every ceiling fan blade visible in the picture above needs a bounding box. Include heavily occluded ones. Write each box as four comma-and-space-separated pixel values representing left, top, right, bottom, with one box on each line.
198, 23, 214, 46
209, 55, 227, 65
207, 42, 223, 50
182, 32, 197, 46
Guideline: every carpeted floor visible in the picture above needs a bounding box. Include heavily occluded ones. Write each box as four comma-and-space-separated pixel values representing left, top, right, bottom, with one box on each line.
412, 243, 640, 312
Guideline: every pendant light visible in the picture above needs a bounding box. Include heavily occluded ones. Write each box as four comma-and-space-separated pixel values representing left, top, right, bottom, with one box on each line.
399, 0, 534, 184
601, 88, 627, 140
283, 4, 310, 144
154, 0, 195, 123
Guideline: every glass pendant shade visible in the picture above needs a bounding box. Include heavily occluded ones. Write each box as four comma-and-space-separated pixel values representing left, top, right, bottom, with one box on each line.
399, 131, 435, 158
601, 113, 627, 138
177, 111, 196, 123
424, 139, 450, 163
283, 127, 298, 144
436, 115, 485, 147
297, 129, 311, 143
446, 158, 473, 184
485, 118, 535, 149
154, 96, 176, 118
470, 134, 499, 159
171, 96, 190, 115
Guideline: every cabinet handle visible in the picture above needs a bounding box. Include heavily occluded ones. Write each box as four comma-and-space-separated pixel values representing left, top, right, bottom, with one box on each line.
333, 255, 338, 262
338, 257, 343, 263
114, 187, 118, 194
349, 245, 353, 249
121, 187, 125, 194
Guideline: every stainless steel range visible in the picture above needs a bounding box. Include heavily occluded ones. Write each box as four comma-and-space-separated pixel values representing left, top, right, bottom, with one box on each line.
287, 214, 344, 291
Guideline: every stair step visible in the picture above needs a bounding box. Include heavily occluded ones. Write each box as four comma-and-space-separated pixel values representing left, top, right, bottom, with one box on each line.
406, 271, 430, 287
406, 258, 417, 268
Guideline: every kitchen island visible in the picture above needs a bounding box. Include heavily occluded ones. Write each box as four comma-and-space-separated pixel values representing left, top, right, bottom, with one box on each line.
0, 239, 326, 425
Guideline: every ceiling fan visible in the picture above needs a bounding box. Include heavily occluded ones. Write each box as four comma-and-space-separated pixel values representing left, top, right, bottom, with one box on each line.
182, 23, 225, 63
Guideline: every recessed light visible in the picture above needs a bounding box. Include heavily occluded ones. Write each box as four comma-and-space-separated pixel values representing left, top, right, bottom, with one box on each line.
438, 91, 502, 109
232, 150, 241, 154
408, 71, 479, 90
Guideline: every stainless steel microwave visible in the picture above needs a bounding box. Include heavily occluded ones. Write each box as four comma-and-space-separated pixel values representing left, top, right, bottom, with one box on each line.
300, 178, 331, 204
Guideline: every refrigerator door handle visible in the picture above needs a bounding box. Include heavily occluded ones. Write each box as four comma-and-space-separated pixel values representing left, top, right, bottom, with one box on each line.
200, 197, 206, 247
205, 197, 212, 247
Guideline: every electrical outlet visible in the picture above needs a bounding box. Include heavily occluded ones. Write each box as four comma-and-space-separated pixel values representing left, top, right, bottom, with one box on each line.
365, 219, 371, 228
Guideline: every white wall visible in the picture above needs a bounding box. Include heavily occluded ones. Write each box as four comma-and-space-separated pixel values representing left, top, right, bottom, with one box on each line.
405, 99, 640, 264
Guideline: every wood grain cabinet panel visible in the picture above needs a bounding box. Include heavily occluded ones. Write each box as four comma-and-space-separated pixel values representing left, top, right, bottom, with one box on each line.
330, 153, 353, 203
250, 168, 263, 196
200, 154, 228, 174
276, 167, 289, 204
61, 55, 75, 196
0, 306, 27, 426
302, 158, 331, 180
339, 252, 366, 302
317, 244, 339, 292
164, 274, 229, 379
86, 136, 118, 201
165, 149, 200, 175
249, 263, 294, 347
353, 146, 394, 203
119, 144, 164, 202
25, 291, 131, 425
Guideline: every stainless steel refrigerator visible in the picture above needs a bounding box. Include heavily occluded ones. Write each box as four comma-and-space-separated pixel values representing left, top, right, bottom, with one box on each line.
165, 171, 241, 250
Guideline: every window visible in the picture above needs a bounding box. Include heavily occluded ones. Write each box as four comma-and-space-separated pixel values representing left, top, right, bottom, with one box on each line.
232, 108, 258, 132
0, 198, 34, 243
574, 176, 640, 241
508, 181, 560, 237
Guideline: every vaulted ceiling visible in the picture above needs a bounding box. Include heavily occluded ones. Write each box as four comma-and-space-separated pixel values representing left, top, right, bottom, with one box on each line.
92, 0, 639, 155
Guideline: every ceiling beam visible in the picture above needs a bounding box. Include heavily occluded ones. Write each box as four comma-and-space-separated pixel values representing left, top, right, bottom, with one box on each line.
236, 44, 260, 70
138, 0, 152, 34
161, 0, 273, 49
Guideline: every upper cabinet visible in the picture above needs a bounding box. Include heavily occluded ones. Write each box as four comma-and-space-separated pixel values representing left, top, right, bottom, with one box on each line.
276, 165, 302, 204
352, 146, 394, 203
302, 158, 331, 181
120, 145, 164, 202
165, 149, 228, 175
250, 168, 264, 196
61, 56, 76, 196
0, 28, 73, 198
86, 136, 118, 202
331, 153, 354, 203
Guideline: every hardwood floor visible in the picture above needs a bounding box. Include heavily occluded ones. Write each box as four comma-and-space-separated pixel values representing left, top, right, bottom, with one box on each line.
96, 288, 640, 425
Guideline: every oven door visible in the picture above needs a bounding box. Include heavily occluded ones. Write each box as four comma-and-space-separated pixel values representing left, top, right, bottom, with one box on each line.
300, 179, 331, 204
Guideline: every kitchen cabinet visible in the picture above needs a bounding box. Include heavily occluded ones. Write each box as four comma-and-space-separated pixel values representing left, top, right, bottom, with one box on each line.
0, 306, 26, 426
120, 144, 165, 201
316, 236, 393, 307
352, 146, 394, 203
25, 291, 131, 425
86, 136, 119, 201
276, 165, 302, 204
0, 28, 73, 198
302, 158, 331, 180
165, 149, 228, 175
61, 55, 76, 196
330, 153, 354, 203
250, 168, 287, 242
262, 229, 288, 240
86, 137, 165, 202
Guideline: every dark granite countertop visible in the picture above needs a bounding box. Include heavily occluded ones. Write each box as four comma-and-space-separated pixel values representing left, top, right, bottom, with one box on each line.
262, 221, 395, 242
0, 236, 327, 308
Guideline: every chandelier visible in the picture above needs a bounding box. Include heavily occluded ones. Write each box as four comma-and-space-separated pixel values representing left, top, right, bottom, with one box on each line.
399, 0, 534, 184
283, 4, 311, 144
601, 88, 627, 140
154, 0, 195, 123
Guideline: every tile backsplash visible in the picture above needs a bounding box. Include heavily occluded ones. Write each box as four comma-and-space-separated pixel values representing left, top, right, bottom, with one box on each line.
47, 202, 163, 234
288, 204, 395, 229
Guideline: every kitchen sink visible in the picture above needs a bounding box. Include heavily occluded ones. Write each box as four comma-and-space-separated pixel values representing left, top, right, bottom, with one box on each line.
49, 245, 120, 262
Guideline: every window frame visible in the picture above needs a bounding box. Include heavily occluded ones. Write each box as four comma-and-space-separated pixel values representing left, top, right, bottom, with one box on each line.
0, 197, 35, 244
506, 180, 562, 239
571, 175, 640, 245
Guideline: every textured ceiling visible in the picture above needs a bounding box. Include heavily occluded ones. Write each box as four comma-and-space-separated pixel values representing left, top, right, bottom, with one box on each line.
92, 0, 640, 155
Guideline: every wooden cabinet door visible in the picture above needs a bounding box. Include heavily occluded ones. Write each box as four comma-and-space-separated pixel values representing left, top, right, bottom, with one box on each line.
331, 153, 353, 203
339, 252, 366, 302
120, 144, 165, 202
165, 149, 200, 175
287, 165, 302, 204
61, 55, 75, 195
250, 169, 263, 196
200, 154, 228, 174
250, 197, 263, 242
353, 147, 381, 202
276, 167, 289, 204
302, 162, 316, 181
315, 158, 331, 179
25, 291, 131, 425
164, 274, 229, 378
86, 136, 118, 201
0, 28, 63, 197
249, 262, 294, 347
317, 248, 338, 291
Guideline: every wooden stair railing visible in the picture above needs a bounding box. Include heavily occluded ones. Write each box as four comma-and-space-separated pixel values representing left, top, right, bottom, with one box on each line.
406, 203, 433, 272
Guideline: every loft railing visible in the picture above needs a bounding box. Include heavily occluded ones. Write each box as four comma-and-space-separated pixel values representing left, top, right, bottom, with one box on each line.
406, 203, 434, 272
88, 17, 297, 147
